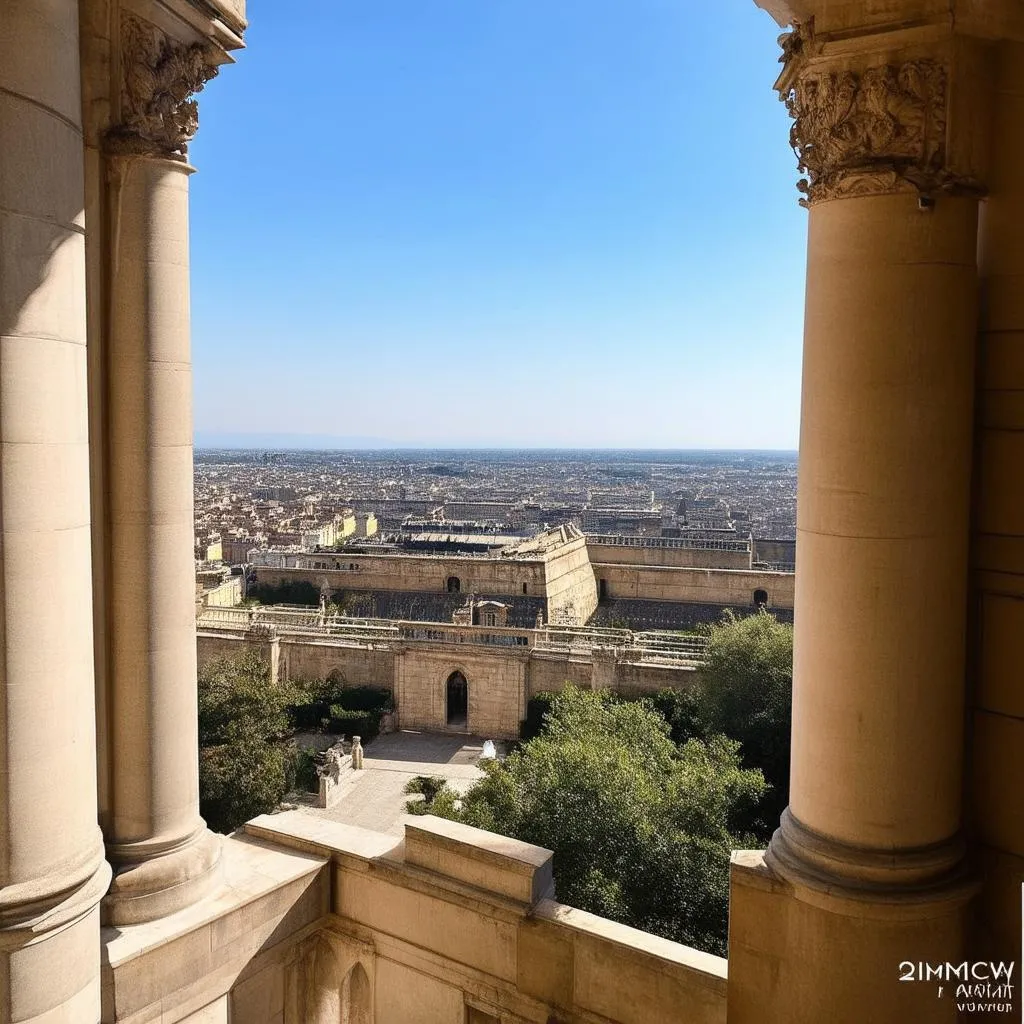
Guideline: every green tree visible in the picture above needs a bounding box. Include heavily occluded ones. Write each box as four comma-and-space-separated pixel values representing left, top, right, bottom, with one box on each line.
430, 686, 766, 955
647, 686, 703, 746
197, 652, 296, 833
692, 611, 793, 836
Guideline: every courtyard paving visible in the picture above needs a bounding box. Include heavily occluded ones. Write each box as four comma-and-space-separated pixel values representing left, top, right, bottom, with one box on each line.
305, 731, 508, 836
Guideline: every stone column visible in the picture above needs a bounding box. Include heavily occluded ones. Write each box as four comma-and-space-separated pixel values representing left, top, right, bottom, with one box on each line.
0, 2, 110, 1020
100, 13, 222, 925
727, 25, 989, 1023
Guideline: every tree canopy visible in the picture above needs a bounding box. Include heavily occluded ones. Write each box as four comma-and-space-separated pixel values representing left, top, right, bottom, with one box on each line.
430, 685, 766, 955
197, 652, 296, 833
692, 611, 793, 832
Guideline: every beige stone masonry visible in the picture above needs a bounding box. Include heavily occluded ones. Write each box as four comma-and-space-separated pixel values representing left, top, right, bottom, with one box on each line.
101, 833, 327, 1024
242, 813, 727, 1024
0, 2, 109, 1021
404, 818, 554, 907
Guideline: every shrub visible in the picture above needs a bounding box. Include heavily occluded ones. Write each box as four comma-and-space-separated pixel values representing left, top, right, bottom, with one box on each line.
404, 775, 447, 802
294, 747, 320, 793
327, 706, 377, 740
197, 652, 297, 833
200, 738, 291, 833
646, 687, 703, 745
289, 701, 330, 730
336, 686, 393, 714
403, 775, 449, 814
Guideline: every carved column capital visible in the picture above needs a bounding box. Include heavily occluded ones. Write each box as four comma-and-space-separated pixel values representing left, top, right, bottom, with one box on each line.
774, 26, 986, 205
106, 13, 219, 160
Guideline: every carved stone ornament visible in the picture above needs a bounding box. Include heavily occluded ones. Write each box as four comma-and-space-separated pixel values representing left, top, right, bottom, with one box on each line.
775, 30, 982, 205
106, 13, 218, 159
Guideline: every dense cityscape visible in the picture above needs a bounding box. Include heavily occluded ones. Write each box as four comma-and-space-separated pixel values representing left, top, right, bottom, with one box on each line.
193, 448, 799, 566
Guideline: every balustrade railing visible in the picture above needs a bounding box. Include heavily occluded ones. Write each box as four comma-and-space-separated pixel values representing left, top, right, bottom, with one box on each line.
196, 606, 708, 663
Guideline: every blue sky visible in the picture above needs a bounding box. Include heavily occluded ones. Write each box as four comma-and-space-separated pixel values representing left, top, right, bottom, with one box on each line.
189, 1, 806, 449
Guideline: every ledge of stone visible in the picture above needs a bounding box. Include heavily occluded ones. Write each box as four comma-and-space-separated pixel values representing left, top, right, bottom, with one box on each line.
729, 848, 789, 896
405, 816, 554, 907
246, 812, 554, 908
245, 812, 400, 864
101, 832, 327, 1023
533, 898, 728, 988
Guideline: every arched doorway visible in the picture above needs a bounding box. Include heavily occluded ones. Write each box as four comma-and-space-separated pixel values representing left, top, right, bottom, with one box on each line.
446, 575, 461, 593
753, 588, 768, 609
446, 671, 468, 727
341, 963, 372, 1024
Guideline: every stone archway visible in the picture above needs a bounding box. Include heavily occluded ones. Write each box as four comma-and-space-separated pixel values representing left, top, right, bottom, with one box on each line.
286, 935, 375, 1024
341, 962, 372, 1024
446, 670, 468, 728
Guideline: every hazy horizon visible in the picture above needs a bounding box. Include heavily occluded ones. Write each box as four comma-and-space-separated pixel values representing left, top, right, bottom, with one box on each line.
194, 431, 799, 455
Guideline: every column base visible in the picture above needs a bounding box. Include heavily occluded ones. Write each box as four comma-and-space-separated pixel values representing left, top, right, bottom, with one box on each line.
766, 809, 975, 903
0, 839, 110, 1023
727, 818, 980, 1024
103, 827, 222, 926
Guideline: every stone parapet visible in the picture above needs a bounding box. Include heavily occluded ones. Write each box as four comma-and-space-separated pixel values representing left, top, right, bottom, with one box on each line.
239, 813, 727, 1024
101, 832, 328, 1023
404, 817, 554, 907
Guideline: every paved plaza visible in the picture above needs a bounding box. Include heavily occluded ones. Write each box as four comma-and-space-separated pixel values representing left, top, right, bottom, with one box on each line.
306, 731, 508, 835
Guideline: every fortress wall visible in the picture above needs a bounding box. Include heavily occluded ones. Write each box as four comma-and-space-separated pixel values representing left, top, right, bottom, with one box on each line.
196, 634, 705, 737
526, 654, 595, 696
614, 662, 701, 697
527, 653, 700, 699
543, 537, 598, 624
396, 649, 527, 739
752, 538, 796, 565
592, 564, 795, 610
197, 631, 250, 672
254, 557, 546, 599
279, 641, 395, 692
587, 541, 752, 570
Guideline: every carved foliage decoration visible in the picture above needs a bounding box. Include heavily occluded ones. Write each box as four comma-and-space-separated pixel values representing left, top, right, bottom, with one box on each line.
776, 30, 965, 204
108, 13, 218, 159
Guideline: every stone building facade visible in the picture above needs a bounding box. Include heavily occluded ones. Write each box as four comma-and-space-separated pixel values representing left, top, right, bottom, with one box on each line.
196, 617, 701, 738
251, 528, 794, 630
3, 0, 1024, 1022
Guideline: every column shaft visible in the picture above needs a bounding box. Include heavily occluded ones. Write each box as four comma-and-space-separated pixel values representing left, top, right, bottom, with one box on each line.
102, 156, 220, 925
789, 192, 977, 854
0, 1, 108, 1020
729, 191, 979, 1024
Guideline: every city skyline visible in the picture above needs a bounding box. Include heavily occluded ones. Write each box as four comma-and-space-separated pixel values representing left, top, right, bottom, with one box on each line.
189, 1, 807, 449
